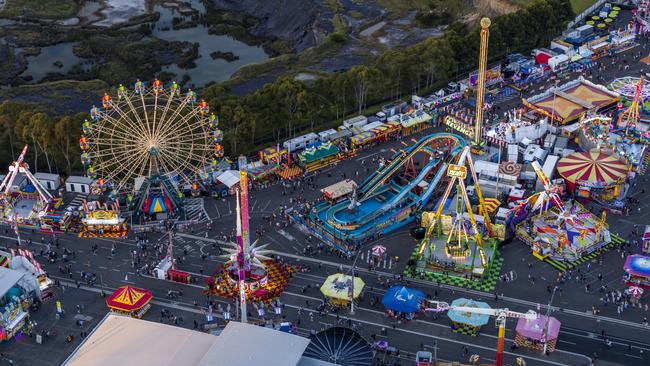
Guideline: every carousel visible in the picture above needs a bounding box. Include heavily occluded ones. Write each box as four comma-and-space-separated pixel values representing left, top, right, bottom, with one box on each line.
557, 150, 630, 202
514, 315, 561, 353
446, 298, 490, 336
105, 285, 152, 318
320, 273, 365, 308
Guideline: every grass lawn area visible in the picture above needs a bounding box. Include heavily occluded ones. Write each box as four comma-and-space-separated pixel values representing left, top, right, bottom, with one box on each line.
570, 0, 598, 14
0, 0, 79, 19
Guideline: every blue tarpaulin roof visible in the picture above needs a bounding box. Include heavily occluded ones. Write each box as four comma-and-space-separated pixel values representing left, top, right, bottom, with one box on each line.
381, 286, 425, 313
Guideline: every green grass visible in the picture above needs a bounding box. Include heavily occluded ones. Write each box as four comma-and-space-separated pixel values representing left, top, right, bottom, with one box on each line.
0, 0, 79, 19
570, 0, 598, 14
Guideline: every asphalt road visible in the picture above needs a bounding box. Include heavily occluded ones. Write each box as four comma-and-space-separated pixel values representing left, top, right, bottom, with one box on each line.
3, 12, 650, 366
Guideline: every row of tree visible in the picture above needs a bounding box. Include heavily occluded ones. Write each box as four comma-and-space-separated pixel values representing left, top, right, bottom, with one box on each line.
0, 0, 574, 174
0, 101, 84, 174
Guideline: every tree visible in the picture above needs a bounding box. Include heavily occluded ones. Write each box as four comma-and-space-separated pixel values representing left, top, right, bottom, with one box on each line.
349, 65, 380, 115
54, 114, 82, 174
30, 112, 55, 173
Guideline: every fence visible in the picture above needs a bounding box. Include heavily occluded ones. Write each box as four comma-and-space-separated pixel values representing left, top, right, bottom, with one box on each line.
567, 0, 608, 29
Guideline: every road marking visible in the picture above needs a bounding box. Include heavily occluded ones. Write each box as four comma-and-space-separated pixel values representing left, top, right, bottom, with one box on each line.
269, 249, 650, 331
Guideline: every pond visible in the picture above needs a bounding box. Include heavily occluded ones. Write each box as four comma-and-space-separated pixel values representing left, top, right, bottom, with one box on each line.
19, 42, 82, 83
152, 1, 268, 87
76, 0, 268, 87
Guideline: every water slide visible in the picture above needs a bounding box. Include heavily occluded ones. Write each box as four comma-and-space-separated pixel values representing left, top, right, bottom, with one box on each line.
359, 133, 463, 198
321, 133, 466, 240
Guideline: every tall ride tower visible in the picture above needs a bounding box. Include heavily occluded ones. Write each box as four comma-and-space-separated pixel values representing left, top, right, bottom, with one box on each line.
474, 17, 491, 148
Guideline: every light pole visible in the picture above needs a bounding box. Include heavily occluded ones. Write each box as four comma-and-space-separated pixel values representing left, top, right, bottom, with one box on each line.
348, 247, 361, 315
542, 286, 558, 354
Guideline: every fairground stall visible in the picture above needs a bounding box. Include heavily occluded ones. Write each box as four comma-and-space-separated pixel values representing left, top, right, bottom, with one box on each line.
297, 142, 343, 172
390, 110, 432, 136
7, 249, 55, 302
524, 77, 620, 125
78, 200, 128, 238
0, 267, 32, 342
514, 315, 561, 353
259, 146, 287, 165
381, 286, 424, 321
447, 298, 491, 336
105, 285, 152, 318
320, 179, 358, 203
623, 254, 650, 289
557, 150, 629, 202
320, 273, 365, 308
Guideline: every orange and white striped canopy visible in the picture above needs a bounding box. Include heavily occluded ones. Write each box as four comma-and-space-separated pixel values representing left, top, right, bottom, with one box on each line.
557, 151, 628, 186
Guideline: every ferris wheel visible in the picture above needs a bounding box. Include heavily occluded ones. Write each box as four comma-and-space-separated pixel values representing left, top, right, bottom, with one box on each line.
80, 79, 225, 192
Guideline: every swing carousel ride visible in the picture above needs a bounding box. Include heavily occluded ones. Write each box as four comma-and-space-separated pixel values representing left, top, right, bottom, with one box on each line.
80, 79, 224, 227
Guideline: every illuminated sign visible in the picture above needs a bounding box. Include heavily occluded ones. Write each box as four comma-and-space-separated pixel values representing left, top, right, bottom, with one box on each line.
447, 164, 467, 179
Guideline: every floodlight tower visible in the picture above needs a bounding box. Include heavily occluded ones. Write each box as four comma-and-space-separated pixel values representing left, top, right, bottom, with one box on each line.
474, 17, 491, 148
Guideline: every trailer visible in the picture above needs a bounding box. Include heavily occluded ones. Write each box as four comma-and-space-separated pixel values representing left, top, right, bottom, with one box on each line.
536, 155, 559, 192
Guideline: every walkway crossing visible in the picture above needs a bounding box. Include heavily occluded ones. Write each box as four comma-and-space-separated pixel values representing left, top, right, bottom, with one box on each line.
359, 250, 393, 269
184, 198, 209, 222
66, 194, 87, 210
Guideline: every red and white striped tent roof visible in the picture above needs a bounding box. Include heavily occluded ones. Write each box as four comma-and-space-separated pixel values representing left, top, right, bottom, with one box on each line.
557, 150, 628, 187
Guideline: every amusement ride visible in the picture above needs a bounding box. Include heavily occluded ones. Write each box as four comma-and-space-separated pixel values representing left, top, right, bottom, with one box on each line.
80, 79, 224, 224
0, 145, 60, 236
418, 145, 501, 277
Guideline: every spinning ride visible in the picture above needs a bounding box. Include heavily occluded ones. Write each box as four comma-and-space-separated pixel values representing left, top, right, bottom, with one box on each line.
417, 146, 501, 277
512, 160, 612, 264
0, 146, 59, 234
81, 79, 224, 221
615, 76, 649, 139
608, 77, 650, 100
206, 180, 294, 314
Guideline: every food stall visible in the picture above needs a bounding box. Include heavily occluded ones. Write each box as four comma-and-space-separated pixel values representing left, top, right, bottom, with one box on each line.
514, 315, 561, 352
447, 298, 490, 336
106, 285, 152, 318
381, 286, 424, 320
321, 179, 358, 202
320, 273, 365, 307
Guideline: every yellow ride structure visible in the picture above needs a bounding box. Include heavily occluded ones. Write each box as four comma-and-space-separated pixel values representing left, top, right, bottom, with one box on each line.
472, 17, 491, 151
